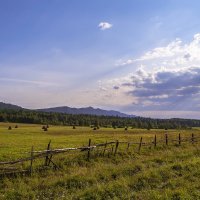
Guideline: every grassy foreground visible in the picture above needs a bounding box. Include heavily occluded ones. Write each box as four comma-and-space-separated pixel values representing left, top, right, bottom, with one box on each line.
0, 123, 200, 199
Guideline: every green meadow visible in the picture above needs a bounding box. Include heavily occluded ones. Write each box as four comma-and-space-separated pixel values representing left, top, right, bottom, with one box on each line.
0, 122, 200, 200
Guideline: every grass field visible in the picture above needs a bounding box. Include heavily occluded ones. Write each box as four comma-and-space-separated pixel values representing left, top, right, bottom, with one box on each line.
0, 122, 200, 199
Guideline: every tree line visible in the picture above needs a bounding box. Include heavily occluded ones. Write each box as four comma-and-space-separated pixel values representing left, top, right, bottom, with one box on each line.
0, 109, 200, 129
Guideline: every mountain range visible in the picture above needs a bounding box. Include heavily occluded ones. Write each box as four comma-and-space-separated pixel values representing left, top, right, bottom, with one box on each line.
37, 106, 135, 117
0, 102, 23, 110
0, 102, 135, 118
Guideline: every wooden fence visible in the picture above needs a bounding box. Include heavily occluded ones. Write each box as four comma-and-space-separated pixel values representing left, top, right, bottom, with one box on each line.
0, 133, 200, 176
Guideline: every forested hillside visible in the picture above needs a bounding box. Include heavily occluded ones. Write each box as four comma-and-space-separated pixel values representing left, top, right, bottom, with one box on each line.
0, 109, 200, 129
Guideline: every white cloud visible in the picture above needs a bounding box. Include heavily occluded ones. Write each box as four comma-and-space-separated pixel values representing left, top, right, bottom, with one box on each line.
111, 66, 200, 112
98, 34, 200, 118
98, 22, 113, 30
3, 32, 200, 118
116, 59, 134, 66
139, 38, 183, 61
117, 33, 200, 69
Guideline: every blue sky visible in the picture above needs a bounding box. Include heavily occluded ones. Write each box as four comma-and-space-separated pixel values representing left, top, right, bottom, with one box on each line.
1, 0, 200, 118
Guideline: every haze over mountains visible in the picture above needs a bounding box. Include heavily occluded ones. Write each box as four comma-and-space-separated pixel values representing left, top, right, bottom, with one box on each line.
38, 106, 136, 118
0, 102, 135, 118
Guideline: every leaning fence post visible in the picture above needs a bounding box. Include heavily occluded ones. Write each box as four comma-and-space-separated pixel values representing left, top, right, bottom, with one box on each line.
45, 140, 51, 166
87, 139, 91, 161
179, 133, 181, 145
154, 135, 157, 148
165, 133, 168, 146
138, 137, 143, 152
47, 154, 53, 166
114, 140, 119, 156
30, 146, 34, 175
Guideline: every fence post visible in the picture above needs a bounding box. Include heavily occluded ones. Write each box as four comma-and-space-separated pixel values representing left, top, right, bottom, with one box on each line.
45, 140, 51, 166
87, 139, 91, 161
138, 137, 143, 152
114, 140, 119, 156
165, 134, 168, 146
192, 133, 194, 144
154, 135, 157, 148
107, 151, 110, 158
103, 141, 107, 156
111, 145, 114, 155
30, 146, 34, 176
179, 133, 181, 145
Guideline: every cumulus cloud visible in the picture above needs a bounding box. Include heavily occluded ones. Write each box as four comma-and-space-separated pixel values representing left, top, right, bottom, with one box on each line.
98, 34, 200, 118
117, 33, 200, 68
138, 38, 183, 61
98, 22, 113, 30
120, 67, 200, 111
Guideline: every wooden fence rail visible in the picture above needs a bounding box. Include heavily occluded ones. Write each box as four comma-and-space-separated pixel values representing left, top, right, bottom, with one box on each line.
0, 133, 200, 176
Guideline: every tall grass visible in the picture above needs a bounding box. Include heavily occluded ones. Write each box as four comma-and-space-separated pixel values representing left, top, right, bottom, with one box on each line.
0, 122, 200, 199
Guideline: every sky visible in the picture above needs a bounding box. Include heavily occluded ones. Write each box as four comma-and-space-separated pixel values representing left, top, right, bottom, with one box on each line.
1, 0, 200, 119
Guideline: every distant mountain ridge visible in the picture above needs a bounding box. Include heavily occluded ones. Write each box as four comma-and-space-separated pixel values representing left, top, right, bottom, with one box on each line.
0, 102, 23, 110
37, 106, 136, 118
0, 102, 135, 118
